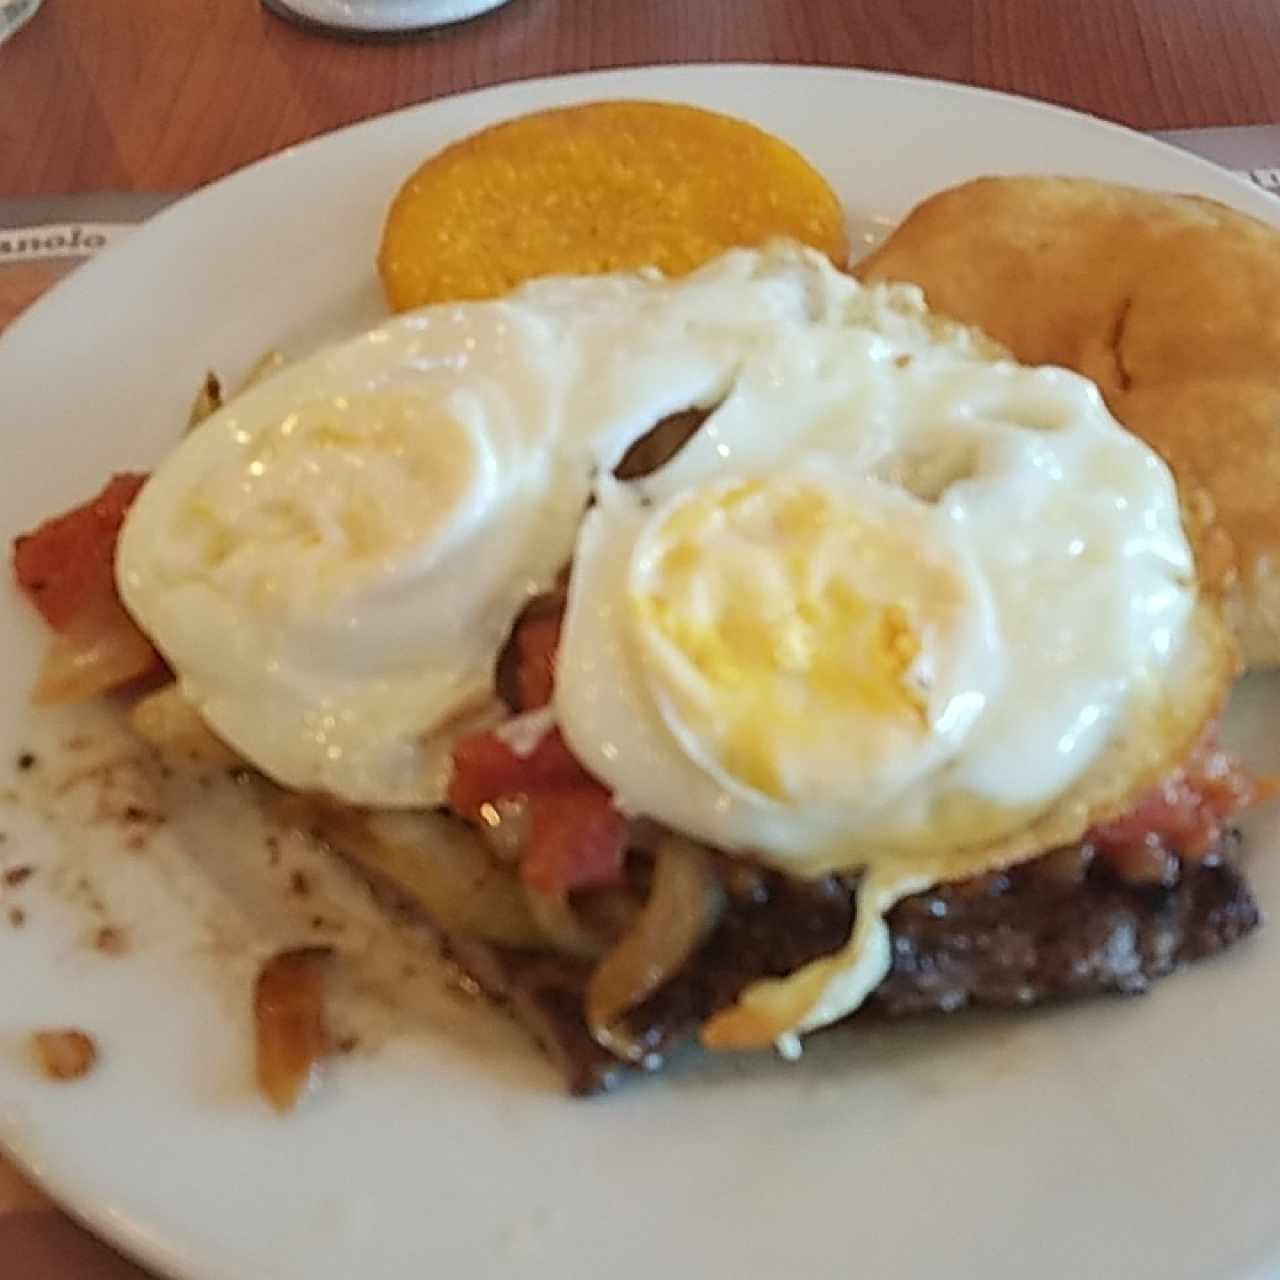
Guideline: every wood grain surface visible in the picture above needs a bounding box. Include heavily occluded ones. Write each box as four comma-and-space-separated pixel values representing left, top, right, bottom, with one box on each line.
3, 0, 1280, 199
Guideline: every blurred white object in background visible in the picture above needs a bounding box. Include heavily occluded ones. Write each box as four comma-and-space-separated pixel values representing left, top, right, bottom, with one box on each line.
0, 0, 42, 44
262, 0, 515, 35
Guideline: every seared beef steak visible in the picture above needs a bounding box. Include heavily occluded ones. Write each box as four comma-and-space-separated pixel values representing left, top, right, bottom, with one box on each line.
475, 833, 1259, 1094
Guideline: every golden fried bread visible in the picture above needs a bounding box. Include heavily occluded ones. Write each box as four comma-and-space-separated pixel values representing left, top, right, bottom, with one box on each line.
378, 100, 848, 311
857, 176, 1280, 667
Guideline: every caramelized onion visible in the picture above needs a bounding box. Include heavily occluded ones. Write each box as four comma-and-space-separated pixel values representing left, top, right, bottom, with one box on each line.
613, 408, 710, 479
575, 885, 644, 942
254, 945, 332, 1114
525, 886, 608, 959
586, 836, 724, 1059
186, 371, 223, 431
32, 587, 156, 705
31, 1028, 98, 1081
186, 353, 283, 435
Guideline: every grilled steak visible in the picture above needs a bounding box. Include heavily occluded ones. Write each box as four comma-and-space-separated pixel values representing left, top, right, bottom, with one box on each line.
481, 831, 1259, 1094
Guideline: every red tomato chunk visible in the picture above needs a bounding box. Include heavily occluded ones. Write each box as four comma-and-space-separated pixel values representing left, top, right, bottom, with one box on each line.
448, 728, 592, 818
449, 727, 626, 895
1089, 730, 1260, 870
523, 786, 629, 895
12, 473, 148, 631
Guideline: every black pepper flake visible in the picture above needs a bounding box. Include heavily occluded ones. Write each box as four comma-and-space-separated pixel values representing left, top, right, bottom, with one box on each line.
94, 925, 128, 955
3, 866, 33, 887
290, 870, 310, 896
16, 752, 36, 772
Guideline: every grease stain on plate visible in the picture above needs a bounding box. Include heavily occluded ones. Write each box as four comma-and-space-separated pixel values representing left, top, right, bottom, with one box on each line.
3, 700, 550, 1102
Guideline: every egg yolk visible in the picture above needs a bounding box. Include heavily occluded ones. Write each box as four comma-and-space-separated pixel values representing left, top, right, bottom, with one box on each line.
628, 478, 931, 804
178, 390, 486, 613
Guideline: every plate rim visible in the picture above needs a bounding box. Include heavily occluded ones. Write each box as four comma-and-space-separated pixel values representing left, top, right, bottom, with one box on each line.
8, 60, 1280, 359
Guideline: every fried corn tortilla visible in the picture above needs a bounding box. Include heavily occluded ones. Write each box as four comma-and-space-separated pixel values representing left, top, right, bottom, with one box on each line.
858, 176, 1280, 667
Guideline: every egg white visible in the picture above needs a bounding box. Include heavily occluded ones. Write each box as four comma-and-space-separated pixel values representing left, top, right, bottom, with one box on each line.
557, 315, 1195, 871
552, 270, 1199, 1044
116, 246, 856, 805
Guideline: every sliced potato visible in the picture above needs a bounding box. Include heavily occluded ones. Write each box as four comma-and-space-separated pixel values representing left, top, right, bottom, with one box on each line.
301, 804, 549, 951
128, 683, 241, 767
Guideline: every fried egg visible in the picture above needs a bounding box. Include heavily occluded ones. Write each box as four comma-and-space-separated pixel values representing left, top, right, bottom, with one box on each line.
552, 266, 1223, 1048
115, 246, 852, 805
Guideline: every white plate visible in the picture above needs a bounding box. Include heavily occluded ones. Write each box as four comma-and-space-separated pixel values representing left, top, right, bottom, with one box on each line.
3, 64, 1280, 1280
265, 0, 514, 35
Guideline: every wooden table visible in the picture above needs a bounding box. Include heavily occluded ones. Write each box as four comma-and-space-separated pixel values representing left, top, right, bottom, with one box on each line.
4, 0, 1280, 198
1, 0, 1278, 1275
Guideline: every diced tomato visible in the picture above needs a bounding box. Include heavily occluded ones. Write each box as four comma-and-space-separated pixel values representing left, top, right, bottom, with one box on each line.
522, 786, 628, 894
447, 727, 593, 818
1089, 729, 1261, 866
448, 726, 627, 894
514, 612, 561, 711
12, 473, 148, 631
